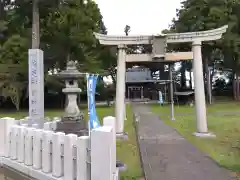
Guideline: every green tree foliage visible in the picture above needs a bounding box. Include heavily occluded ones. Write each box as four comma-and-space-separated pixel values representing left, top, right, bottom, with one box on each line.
42, 0, 104, 70
0, 35, 29, 110
0, 0, 111, 110
168, 0, 240, 98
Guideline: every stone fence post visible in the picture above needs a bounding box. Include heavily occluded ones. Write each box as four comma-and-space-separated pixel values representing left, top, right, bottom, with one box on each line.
0, 117, 16, 161
91, 126, 115, 180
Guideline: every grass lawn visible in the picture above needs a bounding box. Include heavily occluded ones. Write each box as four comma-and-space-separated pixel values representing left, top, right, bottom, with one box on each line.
152, 102, 240, 176
0, 105, 142, 180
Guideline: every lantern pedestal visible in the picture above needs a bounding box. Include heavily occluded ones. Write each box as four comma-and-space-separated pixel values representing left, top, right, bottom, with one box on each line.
55, 114, 88, 136
54, 61, 88, 136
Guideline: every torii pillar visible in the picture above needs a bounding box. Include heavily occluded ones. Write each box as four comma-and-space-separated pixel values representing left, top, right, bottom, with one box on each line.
192, 40, 209, 135
115, 44, 127, 137
166, 25, 228, 137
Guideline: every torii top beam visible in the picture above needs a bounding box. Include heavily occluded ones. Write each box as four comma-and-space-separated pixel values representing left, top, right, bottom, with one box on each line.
94, 25, 228, 45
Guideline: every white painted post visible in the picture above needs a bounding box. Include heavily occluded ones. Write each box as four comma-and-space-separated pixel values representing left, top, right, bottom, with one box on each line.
53, 117, 61, 121
2, 118, 16, 158
103, 116, 116, 175
43, 122, 52, 130
28, 49, 44, 126
76, 136, 90, 180
0, 118, 7, 157
51, 119, 60, 131
10, 125, 18, 160
192, 41, 208, 133
33, 129, 43, 170
42, 130, 53, 173
32, 123, 39, 129
52, 132, 65, 178
91, 126, 114, 180
19, 119, 26, 125
64, 134, 78, 180
24, 127, 34, 166
115, 45, 126, 134
24, 117, 30, 126
17, 125, 27, 163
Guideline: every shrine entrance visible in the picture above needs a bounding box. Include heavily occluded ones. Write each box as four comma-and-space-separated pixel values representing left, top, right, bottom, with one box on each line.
94, 25, 228, 137
127, 86, 143, 100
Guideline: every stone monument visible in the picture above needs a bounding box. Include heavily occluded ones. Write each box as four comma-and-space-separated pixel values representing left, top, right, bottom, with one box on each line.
54, 61, 88, 136
28, 49, 44, 126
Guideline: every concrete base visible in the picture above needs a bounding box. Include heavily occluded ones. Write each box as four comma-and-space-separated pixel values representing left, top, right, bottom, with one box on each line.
2, 158, 57, 180
116, 132, 128, 140
116, 160, 127, 172
193, 132, 216, 138
2, 164, 33, 180
55, 113, 88, 136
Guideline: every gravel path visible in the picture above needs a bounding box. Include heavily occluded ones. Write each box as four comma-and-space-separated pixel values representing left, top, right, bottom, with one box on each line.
132, 103, 236, 180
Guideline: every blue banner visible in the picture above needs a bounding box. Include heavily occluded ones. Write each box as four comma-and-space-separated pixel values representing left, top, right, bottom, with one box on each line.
86, 74, 101, 130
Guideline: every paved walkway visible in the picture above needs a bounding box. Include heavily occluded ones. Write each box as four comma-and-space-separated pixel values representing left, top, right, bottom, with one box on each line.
132, 104, 236, 180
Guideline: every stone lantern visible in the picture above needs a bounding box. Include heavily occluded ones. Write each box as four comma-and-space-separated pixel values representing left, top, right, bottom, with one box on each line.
54, 60, 88, 136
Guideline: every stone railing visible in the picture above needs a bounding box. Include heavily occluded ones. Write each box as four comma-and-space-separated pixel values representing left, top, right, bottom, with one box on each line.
0, 117, 119, 180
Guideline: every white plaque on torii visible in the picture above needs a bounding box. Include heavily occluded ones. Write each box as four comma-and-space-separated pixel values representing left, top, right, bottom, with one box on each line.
28, 49, 44, 125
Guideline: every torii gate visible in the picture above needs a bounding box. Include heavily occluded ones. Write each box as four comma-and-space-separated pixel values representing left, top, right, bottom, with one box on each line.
94, 25, 228, 137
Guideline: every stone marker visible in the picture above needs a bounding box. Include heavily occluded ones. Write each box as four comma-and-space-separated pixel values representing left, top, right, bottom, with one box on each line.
28, 49, 44, 126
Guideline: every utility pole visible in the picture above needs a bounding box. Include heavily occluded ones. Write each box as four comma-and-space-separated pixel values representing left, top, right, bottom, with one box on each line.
32, 0, 40, 49
169, 63, 175, 121
207, 67, 212, 104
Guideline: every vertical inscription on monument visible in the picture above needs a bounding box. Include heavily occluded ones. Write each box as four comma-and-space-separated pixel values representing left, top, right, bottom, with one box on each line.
28, 49, 44, 125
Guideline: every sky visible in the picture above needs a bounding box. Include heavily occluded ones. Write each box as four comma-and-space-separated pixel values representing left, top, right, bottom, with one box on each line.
94, 0, 182, 35
93, 1, 228, 86
94, 0, 183, 84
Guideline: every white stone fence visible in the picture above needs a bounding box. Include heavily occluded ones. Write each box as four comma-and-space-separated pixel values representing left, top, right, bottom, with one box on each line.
0, 116, 118, 180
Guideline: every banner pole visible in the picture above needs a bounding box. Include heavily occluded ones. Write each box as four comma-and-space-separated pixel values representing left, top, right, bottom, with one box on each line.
86, 73, 91, 137
86, 73, 92, 180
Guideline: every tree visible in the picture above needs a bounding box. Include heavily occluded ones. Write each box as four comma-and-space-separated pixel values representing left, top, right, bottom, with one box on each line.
42, 0, 106, 71
0, 35, 29, 109
169, 0, 240, 100
0, 0, 109, 109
